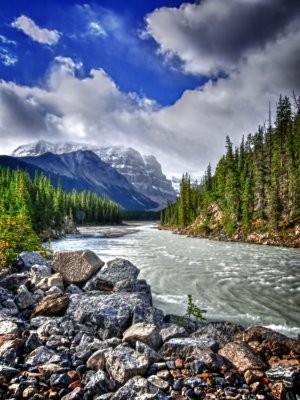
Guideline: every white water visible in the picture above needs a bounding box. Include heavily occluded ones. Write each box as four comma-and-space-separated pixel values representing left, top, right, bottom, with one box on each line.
52, 223, 300, 337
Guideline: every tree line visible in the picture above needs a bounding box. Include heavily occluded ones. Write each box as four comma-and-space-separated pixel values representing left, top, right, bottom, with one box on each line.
0, 168, 121, 267
161, 94, 300, 237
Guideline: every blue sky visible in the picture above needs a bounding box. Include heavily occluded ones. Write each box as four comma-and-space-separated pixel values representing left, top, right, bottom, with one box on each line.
1, 0, 300, 176
0, 0, 202, 106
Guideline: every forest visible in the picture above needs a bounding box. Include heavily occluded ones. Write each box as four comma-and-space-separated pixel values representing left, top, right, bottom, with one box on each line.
161, 95, 300, 245
0, 168, 121, 267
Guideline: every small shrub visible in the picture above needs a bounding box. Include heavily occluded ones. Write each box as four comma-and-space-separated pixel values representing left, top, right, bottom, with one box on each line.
185, 294, 206, 321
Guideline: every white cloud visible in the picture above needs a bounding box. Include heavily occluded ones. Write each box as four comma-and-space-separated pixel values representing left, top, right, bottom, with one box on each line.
0, 48, 18, 66
11, 15, 60, 45
0, 34, 16, 46
88, 22, 107, 37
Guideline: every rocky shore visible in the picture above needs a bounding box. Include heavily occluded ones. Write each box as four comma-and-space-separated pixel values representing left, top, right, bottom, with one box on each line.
0, 250, 299, 400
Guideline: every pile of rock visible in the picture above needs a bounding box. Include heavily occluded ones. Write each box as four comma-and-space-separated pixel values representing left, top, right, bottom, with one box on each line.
0, 250, 299, 400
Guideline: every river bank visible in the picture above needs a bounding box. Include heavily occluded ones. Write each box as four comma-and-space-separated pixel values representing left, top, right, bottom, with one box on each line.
0, 249, 299, 399
158, 225, 300, 248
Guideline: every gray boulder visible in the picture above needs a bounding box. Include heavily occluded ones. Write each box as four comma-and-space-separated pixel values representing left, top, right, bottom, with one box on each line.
163, 338, 220, 369
266, 366, 300, 388
110, 376, 160, 400
123, 323, 160, 350
53, 250, 104, 284
66, 292, 151, 339
18, 251, 48, 269
192, 321, 244, 349
160, 324, 188, 343
106, 345, 149, 385
25, 346, 55, 366
30, 264, 52, 286
85, 370, 115, 395
15, 285, 36, 310
84, 258, 139, 291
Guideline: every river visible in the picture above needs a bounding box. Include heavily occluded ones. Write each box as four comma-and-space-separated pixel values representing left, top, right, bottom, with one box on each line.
52, 223, 300, 338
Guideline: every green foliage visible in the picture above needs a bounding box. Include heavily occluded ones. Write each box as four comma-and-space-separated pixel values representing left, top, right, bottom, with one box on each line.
0, 167, 122, 268
185, 294, 206, 321
161, 95, 300, 237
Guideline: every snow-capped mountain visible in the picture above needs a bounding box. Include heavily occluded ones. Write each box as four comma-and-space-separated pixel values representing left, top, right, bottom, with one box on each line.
12, 141, 177, 208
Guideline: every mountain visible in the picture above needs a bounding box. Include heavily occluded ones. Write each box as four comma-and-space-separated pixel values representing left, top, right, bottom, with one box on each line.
0, 151, 158, 210
12, 141, 177, 208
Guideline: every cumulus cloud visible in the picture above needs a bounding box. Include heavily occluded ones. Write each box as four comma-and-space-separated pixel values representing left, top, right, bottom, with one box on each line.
145, 0, 300, 75
11, 15, 60, 45
1, 2, 300, 177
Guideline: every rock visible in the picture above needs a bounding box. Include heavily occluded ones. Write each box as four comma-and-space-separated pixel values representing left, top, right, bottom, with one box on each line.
50, 373, 72, 387
25, 346, 55, 366
106, 345, 149, 385
65, 284, 83, 295
219, 341, 267, 373
136, 341, 161, 364
66, 292, 150, 339
163, 338, 219, 369
0, 320, 19, 335
97, 258, 139, 285
0, 348, 16, 366
36, 273, 64, 291
271, 382, 286, 400
15, 285, 36, 310
31, 293, 69, 318
18, 251, 48, 269
0, 364, 20, 378
235, 326, 300, 356
53, 250, 104, 284
244, 369, 265, 384
85, 370, 115, 395
62, 387, 82, 400
0, 273, 31, 292
86, 349, 106, 370
160, 324, 188, 343
30, 264, 52, 286
45, 286, 63, 295
110, 376, 158, 400
84, 258, 139, 292
123, 323, 160, 350
192, 321, 244, 349
266, 366, 300, 388
148, 375, 169, 391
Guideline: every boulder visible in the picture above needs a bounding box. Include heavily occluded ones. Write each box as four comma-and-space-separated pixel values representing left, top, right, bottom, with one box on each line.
18, 251, 48, 269
86, 349, 106, 370
84, 258, 139, 291
15, 285, 36, 310
110, 376, 159, 400
0, 320, 19, 335
53, 250, 104, 284
163, 338, 219, 369
25, 345, 55, 366
266, 366, 300, 388
36, 273, 64, 291
84, 370, 115, 395
31, 293, 69, 318
192, 321, 244, 349
235, 326, 300, 356
136, 341, 161, 364
0, 273, 30, 292
123, 323, 160, 350
219, 341, 267, 373
30, 264, 52, 286
160, 324, 188, 343
66, 292, 151, 339
106, 345, 149, 385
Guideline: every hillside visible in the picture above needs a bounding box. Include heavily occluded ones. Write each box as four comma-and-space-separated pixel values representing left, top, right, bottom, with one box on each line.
161, 95, 300, 247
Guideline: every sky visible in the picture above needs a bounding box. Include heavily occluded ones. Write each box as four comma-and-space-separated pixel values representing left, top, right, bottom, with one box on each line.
0, 0, 300, 177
